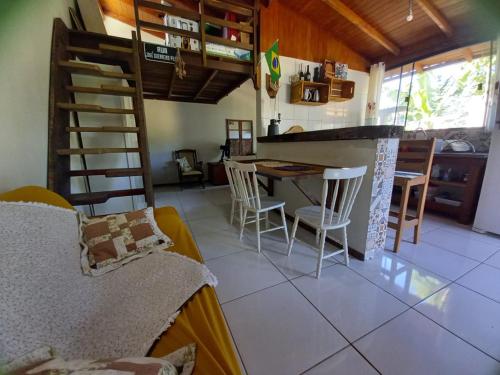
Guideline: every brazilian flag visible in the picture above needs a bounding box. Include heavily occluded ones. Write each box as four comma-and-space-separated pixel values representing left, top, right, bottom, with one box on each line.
265, 40, 281, 83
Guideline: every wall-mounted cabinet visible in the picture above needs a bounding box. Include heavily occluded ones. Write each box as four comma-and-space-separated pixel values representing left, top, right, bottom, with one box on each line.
290, 81, 329, 106
326, 78, 355, 102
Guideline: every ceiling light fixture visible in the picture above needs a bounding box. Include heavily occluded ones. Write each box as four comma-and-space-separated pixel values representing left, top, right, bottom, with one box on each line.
406, 0, 414, 22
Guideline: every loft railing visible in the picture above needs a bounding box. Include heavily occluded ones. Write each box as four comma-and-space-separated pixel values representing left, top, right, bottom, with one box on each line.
132, 0, 258, 73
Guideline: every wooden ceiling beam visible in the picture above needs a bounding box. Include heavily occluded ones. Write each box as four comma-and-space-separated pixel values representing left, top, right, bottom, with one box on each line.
415, 0, 453, 37
463, 47, 473, 62
379, 26, 490, 70
320, 0, 400, 56
194, 70, 218, 100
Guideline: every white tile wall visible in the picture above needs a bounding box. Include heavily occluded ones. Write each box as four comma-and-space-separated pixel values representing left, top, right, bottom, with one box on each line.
258, 54, 369, 136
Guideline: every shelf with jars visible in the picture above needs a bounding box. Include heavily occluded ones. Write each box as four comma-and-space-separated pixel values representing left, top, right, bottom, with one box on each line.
290, 80, 330, 106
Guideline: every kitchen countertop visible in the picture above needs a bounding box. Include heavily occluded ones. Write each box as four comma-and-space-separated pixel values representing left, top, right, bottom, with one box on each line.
434, 152, 488, 159
257, 125, 404, 143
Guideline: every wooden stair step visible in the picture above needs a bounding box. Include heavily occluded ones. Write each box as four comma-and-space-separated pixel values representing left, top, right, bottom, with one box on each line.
68, 188, 145, 205
57, 147, 140, 155
57, 102, 135, 114
69, 168, 143, 177
59, 61, 135, 80
99, 43, 134, 54
66, 126, 140, 133
65, 84, 136, 96
67, 46, 103, 56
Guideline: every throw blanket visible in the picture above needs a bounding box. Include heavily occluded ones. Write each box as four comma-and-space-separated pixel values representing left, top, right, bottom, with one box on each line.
0, 202, 217, 362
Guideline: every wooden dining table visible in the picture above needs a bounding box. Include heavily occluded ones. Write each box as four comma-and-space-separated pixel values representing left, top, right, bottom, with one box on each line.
243, 159, 328, 204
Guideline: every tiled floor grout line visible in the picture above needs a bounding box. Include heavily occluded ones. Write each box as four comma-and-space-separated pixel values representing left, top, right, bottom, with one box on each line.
391, 229, 488, 264
171, 191, 500, 371
388, 246, 481, 282
330, 254, 452, 309
218, 305, 250, 375
283, 266, 387, 375
220, 278, 291, 306
419, 226, 500, 262
257, 252, 367, 375
411, 306, 500, 364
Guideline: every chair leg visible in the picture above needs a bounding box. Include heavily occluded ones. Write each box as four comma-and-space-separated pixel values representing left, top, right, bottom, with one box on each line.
287, 215, 299, 256
256, 212, 261, 253
280, 206, 289, 244
315, 229, 320, 245
413, 183, 428, 244
342, 226, 349, 266
240, 208, 248, 241
394, 182, 411, 253
238, 201, 243, 224
316, 230, 327, 278
230, 199, 235, 225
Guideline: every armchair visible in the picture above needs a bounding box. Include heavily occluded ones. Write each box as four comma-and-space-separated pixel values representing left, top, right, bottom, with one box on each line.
174, 149, 205, 189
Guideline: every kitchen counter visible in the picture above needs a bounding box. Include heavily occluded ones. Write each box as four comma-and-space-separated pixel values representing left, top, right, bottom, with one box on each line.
257, 125, 404, 143
257, 126, 403, 260
434, 152, 488, 159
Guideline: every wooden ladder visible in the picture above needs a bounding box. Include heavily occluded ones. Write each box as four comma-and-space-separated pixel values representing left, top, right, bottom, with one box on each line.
48, 19, 154, 208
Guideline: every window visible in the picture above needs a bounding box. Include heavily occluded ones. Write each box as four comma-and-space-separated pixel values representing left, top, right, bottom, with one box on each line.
378, 42, 497, 130
226, 119, 253, 156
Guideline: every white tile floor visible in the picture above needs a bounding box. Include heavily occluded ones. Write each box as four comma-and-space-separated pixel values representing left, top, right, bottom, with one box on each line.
155, 185, 500, 375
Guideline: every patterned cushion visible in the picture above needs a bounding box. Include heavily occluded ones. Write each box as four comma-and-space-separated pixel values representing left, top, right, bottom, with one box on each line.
80, 207, 173, 276
10, 343, 196, 375
176, 157, 193, 173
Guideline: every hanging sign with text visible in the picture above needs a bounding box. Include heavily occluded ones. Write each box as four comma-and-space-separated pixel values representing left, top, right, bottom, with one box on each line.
144, 43, 176, 64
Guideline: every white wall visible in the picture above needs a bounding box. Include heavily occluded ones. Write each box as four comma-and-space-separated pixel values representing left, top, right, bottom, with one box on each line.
104, 16, 257, 185
145, 83, 257, 184
0, 0, 75, 192
258, 54, 369, 136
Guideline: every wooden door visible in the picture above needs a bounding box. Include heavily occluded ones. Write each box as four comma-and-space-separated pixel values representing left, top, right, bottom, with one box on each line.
226, 119, 253, 156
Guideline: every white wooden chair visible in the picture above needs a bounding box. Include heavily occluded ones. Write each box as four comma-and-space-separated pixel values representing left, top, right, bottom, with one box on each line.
224, 160, 243, 225
232, 162, 289, 253
287, 166, 367, 278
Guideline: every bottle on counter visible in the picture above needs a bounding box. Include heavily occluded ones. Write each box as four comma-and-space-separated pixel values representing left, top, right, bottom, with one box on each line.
299, 64, 304, 81
305, 65, 312, 81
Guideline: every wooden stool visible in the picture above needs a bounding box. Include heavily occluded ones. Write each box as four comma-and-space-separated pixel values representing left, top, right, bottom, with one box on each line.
389, 139, 436, 252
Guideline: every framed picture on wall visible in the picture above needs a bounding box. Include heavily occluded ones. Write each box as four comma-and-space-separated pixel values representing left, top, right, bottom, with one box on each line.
226, 119, 253, 156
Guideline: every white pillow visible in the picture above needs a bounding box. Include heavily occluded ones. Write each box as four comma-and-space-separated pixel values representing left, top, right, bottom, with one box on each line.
176, 157, 193, 173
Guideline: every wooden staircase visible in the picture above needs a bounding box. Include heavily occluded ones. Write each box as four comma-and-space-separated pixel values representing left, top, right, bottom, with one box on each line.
48, 19, 154, 208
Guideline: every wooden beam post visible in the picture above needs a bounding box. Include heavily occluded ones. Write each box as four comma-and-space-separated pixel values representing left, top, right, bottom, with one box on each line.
463, 47, 473, 62
194, 70, 218, 100
415, 0, 453, 37
200, 0, 208, 66
320, 0, 400, 55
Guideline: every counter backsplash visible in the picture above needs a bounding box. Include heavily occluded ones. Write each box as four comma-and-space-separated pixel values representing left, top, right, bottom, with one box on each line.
402, 127, 491, 153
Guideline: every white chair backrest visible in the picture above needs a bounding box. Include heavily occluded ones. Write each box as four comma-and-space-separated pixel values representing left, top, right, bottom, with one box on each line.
320, 166, 367, 227
224, 160, 238, 199
232, 162, 261, 210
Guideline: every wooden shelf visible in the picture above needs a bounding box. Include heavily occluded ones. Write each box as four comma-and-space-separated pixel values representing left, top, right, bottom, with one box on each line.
325, 77, 355, 102
290, 81, 329, 105
204, 0, 254, 17
290, 101, 326, 106
430, 179, 467, 188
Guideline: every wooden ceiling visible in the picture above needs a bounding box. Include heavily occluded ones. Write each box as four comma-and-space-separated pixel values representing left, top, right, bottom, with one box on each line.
283, 0, 498, 68
98, 0, 499, 70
